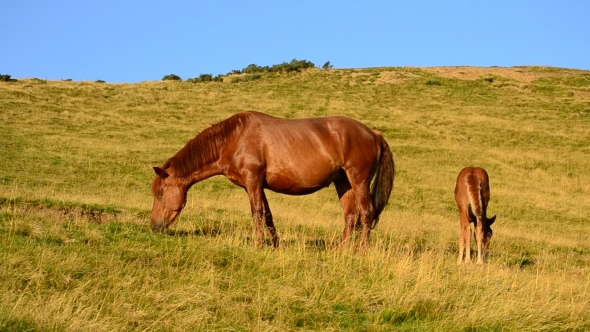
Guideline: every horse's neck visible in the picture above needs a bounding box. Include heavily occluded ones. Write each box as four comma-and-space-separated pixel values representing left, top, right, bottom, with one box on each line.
182, 132, 227, 184
173, 115, 243, 184
187, 162, 223, 184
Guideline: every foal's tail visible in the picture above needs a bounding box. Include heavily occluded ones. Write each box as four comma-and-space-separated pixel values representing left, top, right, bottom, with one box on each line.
370, 133, 395, 229
466, 174, 483, 219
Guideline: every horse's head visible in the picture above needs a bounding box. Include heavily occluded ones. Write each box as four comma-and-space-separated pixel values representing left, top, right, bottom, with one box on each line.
150, 166, 188, 233
482, 215, 496, 249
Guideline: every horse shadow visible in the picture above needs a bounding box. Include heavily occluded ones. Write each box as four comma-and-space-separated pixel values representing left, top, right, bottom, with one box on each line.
279, 238, 329, 251
166, 224, 225, 237
167, 226, 331, 251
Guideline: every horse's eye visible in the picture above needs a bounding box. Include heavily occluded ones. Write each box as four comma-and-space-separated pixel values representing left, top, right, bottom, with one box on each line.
156, 189, 164, 200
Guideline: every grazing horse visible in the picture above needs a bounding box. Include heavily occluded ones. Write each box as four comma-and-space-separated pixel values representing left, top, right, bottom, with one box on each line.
150, 111, 395, 248
455, 167, 496, 264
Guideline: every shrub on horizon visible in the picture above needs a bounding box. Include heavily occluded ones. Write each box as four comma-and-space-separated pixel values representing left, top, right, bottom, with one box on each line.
0, 74, 17, 82
242, 64, 269, 74
187, 74, 225, 83
240, 59, 316, 75
162, 74, 182, 81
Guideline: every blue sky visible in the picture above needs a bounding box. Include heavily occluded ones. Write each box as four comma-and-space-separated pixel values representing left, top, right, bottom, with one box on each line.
3, 1, 589, 83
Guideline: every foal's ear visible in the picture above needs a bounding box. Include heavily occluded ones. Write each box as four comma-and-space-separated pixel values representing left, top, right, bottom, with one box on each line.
153, 166, 169, 179
488, 215, 496, 225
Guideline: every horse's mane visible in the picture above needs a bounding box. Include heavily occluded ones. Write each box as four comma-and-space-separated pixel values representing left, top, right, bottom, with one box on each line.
162, 112, 249, 178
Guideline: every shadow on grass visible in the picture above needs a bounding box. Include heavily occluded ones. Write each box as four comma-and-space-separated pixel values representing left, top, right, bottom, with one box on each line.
167, 227, 333, 252
507, 256, 535, 269
279, 238, 329, 251
166, 221, 332, 251
167, 224, 225, 237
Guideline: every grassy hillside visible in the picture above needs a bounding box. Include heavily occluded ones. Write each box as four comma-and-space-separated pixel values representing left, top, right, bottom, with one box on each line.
1, 66, 589, 331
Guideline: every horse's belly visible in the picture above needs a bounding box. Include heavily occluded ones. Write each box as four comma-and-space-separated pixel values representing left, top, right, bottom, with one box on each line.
260, 127, 345, 195
264, 167, 340, 195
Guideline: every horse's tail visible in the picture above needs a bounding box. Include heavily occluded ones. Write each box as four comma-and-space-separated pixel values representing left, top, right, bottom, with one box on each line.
466, 174, 483, 219
370, 133, 395, 229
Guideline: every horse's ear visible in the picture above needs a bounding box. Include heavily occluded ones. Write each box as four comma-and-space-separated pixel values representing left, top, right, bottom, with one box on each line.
488, 215, 496, 225
153, 167, 169, 179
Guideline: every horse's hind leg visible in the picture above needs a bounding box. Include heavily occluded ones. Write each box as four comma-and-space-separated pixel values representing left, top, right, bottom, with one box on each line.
335, 180, 358, 247
356, 184, 375, 249
344, 171, 376, 249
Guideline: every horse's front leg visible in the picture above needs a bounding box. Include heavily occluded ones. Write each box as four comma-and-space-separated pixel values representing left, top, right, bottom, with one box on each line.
249, 206, 265, 248
245, 182, 266, 248
245, 175, 279, 248
262, 193, 279, 248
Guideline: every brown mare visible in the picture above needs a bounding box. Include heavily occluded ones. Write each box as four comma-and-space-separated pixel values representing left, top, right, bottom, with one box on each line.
150, 111, 395, 248
454, 167, 496, 264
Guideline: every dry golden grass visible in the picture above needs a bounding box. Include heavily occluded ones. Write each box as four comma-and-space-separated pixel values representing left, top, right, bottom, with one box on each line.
422, 66, 586, 82
1, 66, 589, 330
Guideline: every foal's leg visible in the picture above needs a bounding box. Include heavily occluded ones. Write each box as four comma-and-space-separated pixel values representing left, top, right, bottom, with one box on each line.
261, 193, 279, 248
458, 209, 470, 264
474, 218, 485, 264
335, 180, 358, 247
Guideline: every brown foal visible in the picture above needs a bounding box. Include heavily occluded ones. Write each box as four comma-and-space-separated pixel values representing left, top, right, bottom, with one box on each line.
455, 167, 496, 264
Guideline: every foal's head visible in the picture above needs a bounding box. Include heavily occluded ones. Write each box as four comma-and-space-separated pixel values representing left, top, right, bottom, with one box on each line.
481, 215, 497, 249
150, 167, 188, 233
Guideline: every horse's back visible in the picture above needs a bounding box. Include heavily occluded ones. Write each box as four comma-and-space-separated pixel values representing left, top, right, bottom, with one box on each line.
244, 111, 378, 157
236, 111, 380, 194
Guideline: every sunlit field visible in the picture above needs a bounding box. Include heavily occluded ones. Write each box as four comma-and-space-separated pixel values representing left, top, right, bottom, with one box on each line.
1, 66, 589, 331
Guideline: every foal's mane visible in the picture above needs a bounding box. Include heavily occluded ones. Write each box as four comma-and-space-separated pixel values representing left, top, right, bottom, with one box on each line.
162, 112, 249, 178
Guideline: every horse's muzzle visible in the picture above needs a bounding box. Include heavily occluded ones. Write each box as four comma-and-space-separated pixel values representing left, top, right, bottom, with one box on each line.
150, 218, 168, 233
